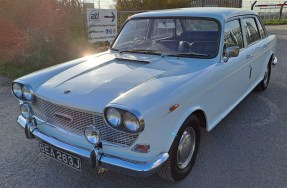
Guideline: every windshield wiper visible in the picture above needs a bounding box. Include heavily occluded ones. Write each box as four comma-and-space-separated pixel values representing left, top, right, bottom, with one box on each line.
162, 52, 210, 58
119, 49, 159, 54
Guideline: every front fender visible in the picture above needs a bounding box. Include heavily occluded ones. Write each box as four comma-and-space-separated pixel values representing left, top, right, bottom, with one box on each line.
135, 103, 205, 155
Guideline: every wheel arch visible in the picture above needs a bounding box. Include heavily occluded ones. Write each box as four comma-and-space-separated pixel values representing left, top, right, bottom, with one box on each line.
192, 110, 207, 129
176, 107, 208, 135
269, 53, 274, 66
174, 107, 208, 137
163, 107, 208, 152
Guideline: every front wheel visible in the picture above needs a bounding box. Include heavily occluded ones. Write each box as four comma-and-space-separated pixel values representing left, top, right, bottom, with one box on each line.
255, 62, 271, 91
157, 115, 201, 182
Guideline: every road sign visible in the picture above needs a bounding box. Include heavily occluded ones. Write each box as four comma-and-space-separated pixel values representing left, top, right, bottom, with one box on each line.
87, 9, 117, 43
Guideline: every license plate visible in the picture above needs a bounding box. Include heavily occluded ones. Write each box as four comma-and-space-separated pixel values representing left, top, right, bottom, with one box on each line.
39, 142, 81, 171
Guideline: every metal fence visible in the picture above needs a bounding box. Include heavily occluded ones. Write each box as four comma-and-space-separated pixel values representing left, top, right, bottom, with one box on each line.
251, 1, 287, 21
191, 0, 242, 8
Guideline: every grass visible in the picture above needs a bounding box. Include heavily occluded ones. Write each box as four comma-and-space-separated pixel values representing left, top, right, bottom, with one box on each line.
0, 61, 38, 79
264, 19, 287, 25
0, 40, 108, 79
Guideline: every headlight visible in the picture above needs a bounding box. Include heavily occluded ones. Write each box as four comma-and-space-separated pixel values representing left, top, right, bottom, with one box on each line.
12, 83, 22, 98
104, 106, 145, 133
22, 85, 33, 101
12, 82, 34, 102
105, 108, 122, 127
20, 103, 33, 120
123, 112, 141, 133
84, 126, 101, 145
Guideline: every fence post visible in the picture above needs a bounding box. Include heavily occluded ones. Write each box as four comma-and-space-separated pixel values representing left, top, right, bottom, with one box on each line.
239, 0, 243, 8
279, 1, 287, 20
251, 1, 257, 10
119, 12, 122, 29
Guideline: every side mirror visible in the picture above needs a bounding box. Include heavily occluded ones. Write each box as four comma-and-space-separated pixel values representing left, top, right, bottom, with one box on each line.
223, 46, 240, 62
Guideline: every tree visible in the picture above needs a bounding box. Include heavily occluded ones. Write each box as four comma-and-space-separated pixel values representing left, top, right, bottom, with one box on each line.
114, 0, 191, 11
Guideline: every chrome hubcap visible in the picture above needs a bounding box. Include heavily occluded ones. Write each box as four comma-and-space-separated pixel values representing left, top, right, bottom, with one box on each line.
263, 66, 269, 86
177, 127, 196, 169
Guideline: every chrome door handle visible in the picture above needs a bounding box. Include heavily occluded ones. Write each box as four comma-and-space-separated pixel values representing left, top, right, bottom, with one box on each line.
263, 44, 269, 48
246, 54, 253, 59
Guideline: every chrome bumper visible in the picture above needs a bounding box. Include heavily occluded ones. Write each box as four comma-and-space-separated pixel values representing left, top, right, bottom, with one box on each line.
272, 56, 278, 67
17, 115, 169, 177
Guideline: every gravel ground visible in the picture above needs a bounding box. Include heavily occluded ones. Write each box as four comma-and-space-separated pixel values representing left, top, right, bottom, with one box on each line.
0, 25, 286, 188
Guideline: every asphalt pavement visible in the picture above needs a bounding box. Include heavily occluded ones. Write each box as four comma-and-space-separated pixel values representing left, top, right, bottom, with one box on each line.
0, 25, 286, 188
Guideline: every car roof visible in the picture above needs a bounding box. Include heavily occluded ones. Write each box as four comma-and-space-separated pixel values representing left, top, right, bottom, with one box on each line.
131, 7, 257, 21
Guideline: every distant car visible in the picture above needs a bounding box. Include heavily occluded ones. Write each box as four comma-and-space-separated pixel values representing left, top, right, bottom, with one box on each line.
12, 7, 277, 181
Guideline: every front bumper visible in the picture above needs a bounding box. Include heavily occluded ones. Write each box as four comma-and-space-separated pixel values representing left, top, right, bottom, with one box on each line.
17, 115, 169, 177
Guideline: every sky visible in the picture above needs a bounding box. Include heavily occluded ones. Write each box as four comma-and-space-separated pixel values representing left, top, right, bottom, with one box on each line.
93, 0, 114, 9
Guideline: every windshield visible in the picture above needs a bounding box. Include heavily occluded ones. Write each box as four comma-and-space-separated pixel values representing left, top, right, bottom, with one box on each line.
112, 18, 220, 58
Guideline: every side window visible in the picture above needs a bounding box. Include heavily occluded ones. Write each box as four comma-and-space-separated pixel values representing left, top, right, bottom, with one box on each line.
224, 19, 244, 49
256, 17, 266, 38
243, 17, 261, 45
176, 19, 183, 35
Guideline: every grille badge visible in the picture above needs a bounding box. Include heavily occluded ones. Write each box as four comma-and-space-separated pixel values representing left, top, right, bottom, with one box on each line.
54, 112, 74, 123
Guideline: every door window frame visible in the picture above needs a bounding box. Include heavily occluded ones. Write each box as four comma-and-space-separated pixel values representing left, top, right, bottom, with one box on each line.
242, 16, 261, 46
224, 17, 245, 50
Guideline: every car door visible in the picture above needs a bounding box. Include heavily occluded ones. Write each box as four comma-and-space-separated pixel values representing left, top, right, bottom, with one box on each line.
209, 18, 252, 115
251, 16, 270, 81
241, 17, 264, 86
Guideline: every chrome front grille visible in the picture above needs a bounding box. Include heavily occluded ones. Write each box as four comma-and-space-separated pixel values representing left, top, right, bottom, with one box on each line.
31, 96, 138, 147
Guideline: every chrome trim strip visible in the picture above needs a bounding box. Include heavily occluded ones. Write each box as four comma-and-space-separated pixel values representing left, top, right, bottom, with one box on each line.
17, 115, 169, 177
54, 112, 74, 123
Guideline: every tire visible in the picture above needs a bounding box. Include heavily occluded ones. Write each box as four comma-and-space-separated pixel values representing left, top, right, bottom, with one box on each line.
157, 114, 201, 182
255, 61, 271, 91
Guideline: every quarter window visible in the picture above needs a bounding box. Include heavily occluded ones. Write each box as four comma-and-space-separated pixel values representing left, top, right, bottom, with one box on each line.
256, 17, 266, 38
224, 19, 244, 49
243, 18, 260, 45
